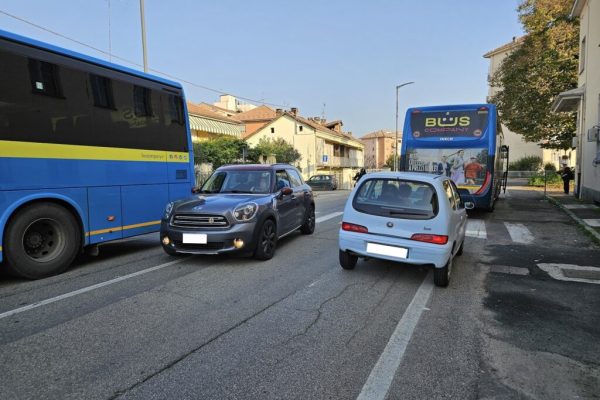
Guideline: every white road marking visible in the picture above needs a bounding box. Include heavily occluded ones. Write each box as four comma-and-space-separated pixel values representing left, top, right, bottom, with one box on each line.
316, 211, 344, 224
356, 272, 434, 400
583, 219, 600, 227
1, 211, 346, 320
564, 204, 598, 209
504, 222, 534, 244
466, 219, 487, 239
537, 263, 600, 285
0, 258, 187, 320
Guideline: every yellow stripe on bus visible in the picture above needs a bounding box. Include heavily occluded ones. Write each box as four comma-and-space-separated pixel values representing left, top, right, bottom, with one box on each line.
86, 220, 161, 237
0, 140, 189, 163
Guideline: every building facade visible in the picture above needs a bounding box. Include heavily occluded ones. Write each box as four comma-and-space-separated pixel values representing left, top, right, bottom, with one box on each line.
553, 0, 600, 202
244, 109, 364, 188
187, 102, 244, 142
484, 38, 575, 170
360, 130, 400, 169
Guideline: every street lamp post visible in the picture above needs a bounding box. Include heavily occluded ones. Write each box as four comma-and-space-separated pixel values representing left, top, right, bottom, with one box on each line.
394, 82, 414, 171
139, 0, 148, 73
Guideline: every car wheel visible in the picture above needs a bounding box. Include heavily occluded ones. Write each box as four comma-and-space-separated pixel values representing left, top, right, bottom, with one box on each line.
254, 219, 277, 260
4, 203, 81, 279
339, 249, 358, 270
456, 240, 464, 256
300, 205, 315, 234
433, 257, 452, 287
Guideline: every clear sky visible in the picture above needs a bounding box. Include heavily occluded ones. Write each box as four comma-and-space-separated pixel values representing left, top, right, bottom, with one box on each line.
0, 0, 523, 137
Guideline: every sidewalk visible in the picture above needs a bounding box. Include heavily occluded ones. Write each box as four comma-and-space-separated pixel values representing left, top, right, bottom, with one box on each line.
545, 189, 600, 244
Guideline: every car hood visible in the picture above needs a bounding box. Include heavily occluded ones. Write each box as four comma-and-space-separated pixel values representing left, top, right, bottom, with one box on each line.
174, 194, 268, 214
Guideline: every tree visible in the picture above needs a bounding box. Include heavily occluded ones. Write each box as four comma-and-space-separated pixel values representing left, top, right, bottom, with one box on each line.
490, 0, 579, 149
193, 135, 247, 168
248, 137, 301, 164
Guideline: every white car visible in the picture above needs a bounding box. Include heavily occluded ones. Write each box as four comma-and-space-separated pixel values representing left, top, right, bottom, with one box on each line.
338, 172, 473, 287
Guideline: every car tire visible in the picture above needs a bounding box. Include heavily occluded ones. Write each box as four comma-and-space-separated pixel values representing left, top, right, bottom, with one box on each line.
4, 203, 81, 279
254, 219, 277, 260
339, 250, 358, 270
434, 257, 452, 287
456, 240, 464, 256
300, 205, 315, 235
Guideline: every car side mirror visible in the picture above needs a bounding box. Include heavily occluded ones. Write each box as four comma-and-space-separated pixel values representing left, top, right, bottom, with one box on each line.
464, 201, 475, 210
191, 186, 201, 194
280, 187, 293, 196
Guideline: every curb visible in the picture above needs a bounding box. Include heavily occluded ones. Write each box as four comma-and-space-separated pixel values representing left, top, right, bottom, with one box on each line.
545, 195, 600, 244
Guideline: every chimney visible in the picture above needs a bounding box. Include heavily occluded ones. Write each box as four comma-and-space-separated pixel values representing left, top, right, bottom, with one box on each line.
290, 107, 298, 117
276, 108, 283, 116
313, 117, 321, 124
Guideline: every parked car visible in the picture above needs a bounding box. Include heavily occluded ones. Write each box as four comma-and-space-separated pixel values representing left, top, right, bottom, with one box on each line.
307, 174, 338, 190
338, 172, 473, 287
161, 164, 315, 260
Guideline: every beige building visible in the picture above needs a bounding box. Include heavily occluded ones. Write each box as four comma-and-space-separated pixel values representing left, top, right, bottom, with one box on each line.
244, 108, 364, 188
360, 130, 400, 169
552, 0, 600, 202
186, 102, 244, 142
213, 94, 256, 113
484, 38, 575, 169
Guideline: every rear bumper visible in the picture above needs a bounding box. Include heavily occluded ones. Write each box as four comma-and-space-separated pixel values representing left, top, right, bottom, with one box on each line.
339, 230, 452, 268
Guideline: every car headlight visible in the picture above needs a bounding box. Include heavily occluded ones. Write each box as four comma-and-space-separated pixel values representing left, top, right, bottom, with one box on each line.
233, 202, 258, 222
164, 202, 175, 219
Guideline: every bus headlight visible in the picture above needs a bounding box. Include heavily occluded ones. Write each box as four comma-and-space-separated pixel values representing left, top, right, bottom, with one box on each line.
164, 202, 175, 219
233, 203, 258, 222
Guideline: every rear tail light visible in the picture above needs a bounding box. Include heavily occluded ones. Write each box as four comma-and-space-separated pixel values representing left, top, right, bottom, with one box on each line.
474, 171, 491, 195
342, 222, 368, 233
410, 233, 448, 245
478, 106, 489, 111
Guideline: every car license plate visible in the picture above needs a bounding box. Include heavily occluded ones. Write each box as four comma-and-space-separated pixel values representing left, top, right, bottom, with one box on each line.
182, 233, 207, 244
366, 242, 408, 259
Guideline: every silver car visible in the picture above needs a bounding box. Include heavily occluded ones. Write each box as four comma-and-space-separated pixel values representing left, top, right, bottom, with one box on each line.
338, 172, 473, 287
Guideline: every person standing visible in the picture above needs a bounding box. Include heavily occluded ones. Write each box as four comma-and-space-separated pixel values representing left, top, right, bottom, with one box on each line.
560, 166, 574, 194
448, 150, 466, 184
464, 157, 483, 185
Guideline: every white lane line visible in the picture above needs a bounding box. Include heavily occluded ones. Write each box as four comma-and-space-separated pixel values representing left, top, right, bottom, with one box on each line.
1, 211, 346, 320
504, 222, 534, 244
316, 211, 344, 224
0, 258, 187, 320
466, 219, 486, 239
356, 272, 434, 400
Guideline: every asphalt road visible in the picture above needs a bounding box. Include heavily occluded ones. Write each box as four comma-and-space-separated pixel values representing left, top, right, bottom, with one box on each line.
0, 188, 598, 400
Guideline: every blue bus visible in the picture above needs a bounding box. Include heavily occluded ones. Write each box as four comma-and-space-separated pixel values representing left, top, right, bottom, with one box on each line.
399, 104, 509, 211
0, 30, 194, 279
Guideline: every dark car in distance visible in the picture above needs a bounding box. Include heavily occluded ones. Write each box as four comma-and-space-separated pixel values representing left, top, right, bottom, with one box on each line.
160, 164, 315, 260
307, 174, 338, 190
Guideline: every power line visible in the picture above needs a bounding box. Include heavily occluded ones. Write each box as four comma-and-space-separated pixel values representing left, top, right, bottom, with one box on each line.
0, 8, 288, 108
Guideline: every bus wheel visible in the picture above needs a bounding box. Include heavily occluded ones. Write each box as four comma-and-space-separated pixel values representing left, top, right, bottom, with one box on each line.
4, 203, 81, 279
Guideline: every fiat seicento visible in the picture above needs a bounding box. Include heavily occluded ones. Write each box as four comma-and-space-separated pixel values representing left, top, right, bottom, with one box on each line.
338, 172, 473, 287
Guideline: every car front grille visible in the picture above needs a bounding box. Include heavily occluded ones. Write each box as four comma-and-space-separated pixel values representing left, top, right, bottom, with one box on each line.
174, 242, 226, 251
171, 214, 229, 228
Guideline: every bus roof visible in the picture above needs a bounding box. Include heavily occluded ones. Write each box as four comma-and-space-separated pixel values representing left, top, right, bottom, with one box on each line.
406, 104, 496, 112
0, 29, 182, 89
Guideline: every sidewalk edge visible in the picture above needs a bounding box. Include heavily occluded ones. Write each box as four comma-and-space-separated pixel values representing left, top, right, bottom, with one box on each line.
545, 195, 600, 245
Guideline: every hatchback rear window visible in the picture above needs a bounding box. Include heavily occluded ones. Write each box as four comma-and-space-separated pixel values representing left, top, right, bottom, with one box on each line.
352, 178, 438, 219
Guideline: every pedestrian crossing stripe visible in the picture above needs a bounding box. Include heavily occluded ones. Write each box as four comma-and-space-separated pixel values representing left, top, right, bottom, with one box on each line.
466, 220, 487, 239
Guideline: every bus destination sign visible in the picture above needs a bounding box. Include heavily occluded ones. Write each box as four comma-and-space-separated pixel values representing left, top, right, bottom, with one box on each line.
410, 109, 488, 138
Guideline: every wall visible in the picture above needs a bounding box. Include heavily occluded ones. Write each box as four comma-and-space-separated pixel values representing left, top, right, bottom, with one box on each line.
578, 0, 600, 202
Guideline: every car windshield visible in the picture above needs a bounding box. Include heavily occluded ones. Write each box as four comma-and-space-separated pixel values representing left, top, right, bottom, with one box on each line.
200, 170, 272, 194
352, 178, 438, 220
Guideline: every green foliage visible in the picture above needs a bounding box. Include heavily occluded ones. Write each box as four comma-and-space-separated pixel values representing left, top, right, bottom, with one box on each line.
384, 154, 396, 169
528, 171, 562, 186
544, 162, 557, 171
490, 0, 579, 149
248, 137, 301, 164
509, 155, 543, 171
193, 135, 247, 169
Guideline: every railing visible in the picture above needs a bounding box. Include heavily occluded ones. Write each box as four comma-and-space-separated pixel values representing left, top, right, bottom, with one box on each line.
317, 156, 362, 168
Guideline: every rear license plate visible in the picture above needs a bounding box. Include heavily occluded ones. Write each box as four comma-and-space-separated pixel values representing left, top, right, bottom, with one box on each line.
366, 242, 408, 259
182, 233, 207, 244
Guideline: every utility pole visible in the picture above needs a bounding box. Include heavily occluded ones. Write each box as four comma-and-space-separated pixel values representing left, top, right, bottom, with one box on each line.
394, 82, 414, 171
139, 0, 148, 73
